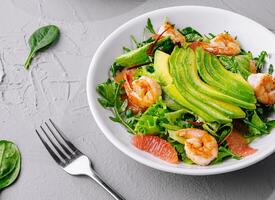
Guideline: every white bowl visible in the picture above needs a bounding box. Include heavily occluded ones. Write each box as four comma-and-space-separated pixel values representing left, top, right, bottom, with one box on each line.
87, 6, 275, 175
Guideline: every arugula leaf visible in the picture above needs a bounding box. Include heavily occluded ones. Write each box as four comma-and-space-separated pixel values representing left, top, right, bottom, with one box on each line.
96, 79, 117, 108
96, 80, 136, 133
110, 62, 123, 77
244, 111, 270, 142
268, 64, 274, 75
167, 138, 193, 164
202, 122, 232, 143
130, 35, 155, 49
212, 146, 240, 164
254, 51, 268, 72
145, 18, 156, 34
202, 33, 216, 42
219, 53, 252, 79
122, 46, 131, 53
267, 120, 275, 130
179, 27, 202, 42
112, 85, 135, 134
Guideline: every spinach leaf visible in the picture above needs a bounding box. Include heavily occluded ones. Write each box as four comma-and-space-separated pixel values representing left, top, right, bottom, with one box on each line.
212, 146, 239, 164
179, 27, 202, 42
145, 18, 156, 34
0, 140, 21, 190
254, 51, 268, 72
24, 25, 60, 70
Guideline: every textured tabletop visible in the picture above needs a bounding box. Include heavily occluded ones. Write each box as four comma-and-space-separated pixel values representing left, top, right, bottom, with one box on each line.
1, 0, 275, 199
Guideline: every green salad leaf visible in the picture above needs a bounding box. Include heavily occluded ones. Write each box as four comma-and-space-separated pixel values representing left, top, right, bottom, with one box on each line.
24, 25, 60, 70
96, 79, 117, 108
219, 52, 252, 79
268, 64, 274, 75
212, 146, 240, 164
203, 122, 232, 143
110, 62, 123, 77
145, 18, 156, 34
97, 80, 136, 133
134, 98, 167, 134
255, 51, 268, 72
167, 138, 193, 164
244, 110, 275, 142
179, 27, 202, 42
0, 140, 21, 190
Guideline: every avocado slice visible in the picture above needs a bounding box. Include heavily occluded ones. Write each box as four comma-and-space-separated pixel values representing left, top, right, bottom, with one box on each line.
115, 42, 152, 67
153, 50, 215, 122
180, 48, 245, 119
153, 50, 173, 86
196, 48, 256, 109
115, 37, 172, 68
211, 55, 255, 95
202, 50, 256, 103
170, 47, 232, 123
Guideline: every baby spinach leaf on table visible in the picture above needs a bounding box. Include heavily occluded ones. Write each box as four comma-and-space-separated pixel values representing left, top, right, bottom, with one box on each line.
24, 25, 60, 70
179, 27, 202, 42
0, 142, 18, 179
145, 18, 156, 34
0, 156, 20, 190
254, 51, 268, 72
0, 140, 21, 190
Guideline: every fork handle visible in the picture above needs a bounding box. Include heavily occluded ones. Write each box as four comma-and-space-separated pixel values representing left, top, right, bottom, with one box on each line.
87, 170, 126, 200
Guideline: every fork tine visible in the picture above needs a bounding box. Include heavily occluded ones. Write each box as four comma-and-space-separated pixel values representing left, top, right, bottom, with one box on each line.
49, 119, 80, 153
40, 125, 69, 161
36, 129, 65, 167
45, 122, 72, 156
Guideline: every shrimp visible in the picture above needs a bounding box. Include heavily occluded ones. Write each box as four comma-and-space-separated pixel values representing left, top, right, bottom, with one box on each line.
124, 72, 161, 110
155, 22, 185, 45
247, 73, 275, 105
189, 33, 240, 56
176, 128, 218, 165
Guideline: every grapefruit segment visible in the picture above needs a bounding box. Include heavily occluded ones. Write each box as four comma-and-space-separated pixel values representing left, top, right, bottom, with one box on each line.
226, 130, 257, 157
132, 135, 179, 164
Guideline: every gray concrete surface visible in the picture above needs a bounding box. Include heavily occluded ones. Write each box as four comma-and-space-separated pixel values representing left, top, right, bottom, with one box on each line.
1, 0, 275, 199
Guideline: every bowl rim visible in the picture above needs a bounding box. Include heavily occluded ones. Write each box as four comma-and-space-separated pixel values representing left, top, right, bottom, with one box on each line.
87, 5, 275, 175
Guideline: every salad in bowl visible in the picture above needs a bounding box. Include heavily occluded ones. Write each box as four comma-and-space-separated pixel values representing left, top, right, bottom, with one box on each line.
91, 8, 275, 170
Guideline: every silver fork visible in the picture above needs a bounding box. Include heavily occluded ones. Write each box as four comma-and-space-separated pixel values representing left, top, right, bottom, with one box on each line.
36, 119, 125, 200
